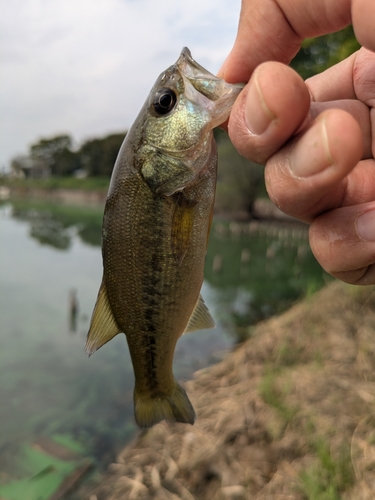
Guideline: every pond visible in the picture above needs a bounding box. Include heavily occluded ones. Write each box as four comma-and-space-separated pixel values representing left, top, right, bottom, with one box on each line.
0, 199, 330, 498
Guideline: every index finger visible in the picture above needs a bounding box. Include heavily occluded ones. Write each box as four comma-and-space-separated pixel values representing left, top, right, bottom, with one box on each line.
220, 0, 375, 83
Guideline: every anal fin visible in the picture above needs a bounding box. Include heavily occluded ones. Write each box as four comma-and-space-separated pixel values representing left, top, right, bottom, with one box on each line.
85, 279, 121, 355
184, 294, 215, 334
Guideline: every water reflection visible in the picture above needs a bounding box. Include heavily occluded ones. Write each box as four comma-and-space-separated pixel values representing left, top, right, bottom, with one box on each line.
0, 201, 231, 485
8, 200, 330, 343
11, 200, 103, 249
204, 220, 331, 341
69, 289, 79, 333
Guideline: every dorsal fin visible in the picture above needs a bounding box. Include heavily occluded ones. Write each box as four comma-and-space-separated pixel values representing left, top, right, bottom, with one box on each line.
184, 294, 215, 334
85, 279, 121, 356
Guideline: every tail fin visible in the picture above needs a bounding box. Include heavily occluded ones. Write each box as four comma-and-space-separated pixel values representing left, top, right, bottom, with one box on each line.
134, 382, 196, 428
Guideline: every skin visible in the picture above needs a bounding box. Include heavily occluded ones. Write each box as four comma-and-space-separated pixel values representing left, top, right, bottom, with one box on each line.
218, 0, 375, 285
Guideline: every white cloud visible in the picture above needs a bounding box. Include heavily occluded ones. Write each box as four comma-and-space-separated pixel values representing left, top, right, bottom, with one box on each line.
0, 0, 240, 168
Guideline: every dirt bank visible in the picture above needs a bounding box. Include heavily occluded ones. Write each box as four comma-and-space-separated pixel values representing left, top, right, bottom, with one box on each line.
82, 281, 375, 499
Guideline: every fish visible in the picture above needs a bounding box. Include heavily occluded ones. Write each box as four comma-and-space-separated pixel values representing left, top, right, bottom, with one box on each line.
86, 47, 243, 428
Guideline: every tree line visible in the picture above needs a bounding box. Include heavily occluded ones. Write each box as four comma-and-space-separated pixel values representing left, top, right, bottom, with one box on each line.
11, 132, 126, 179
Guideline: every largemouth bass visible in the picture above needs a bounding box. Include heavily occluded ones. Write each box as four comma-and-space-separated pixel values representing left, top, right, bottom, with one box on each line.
86, 47, 242, 428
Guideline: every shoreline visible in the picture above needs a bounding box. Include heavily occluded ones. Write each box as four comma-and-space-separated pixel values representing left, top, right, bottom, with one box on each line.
81, 281, 375, 499
2, 183, 303, 226
2, 185, 107, 207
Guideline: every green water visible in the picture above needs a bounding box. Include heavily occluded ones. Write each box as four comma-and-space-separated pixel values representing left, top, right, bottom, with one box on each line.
0, 200, 330, 497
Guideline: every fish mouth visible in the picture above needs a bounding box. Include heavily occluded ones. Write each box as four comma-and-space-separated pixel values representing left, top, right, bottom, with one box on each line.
176, 47, 244, 127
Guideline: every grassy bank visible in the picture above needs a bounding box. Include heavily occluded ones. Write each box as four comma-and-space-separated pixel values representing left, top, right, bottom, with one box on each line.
1, 176, 110, 192
81, 281, 375, 500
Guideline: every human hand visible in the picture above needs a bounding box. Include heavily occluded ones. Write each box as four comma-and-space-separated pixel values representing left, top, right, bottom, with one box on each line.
219, 0, 375, 285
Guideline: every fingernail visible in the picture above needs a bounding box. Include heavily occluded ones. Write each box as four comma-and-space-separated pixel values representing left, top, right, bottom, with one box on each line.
245, 73, 275, 135
356, 209, 375, 241
290, 118, 333, 178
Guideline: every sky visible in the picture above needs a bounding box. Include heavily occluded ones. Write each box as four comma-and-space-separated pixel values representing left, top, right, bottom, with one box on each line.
0, 0, 241, 170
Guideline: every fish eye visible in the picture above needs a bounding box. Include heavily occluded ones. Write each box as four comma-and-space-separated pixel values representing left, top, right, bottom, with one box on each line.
152, 88, 177, 115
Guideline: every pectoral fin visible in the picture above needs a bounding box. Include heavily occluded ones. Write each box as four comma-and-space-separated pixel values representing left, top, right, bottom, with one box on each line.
184, 294, 215, 334
85, 280, 121, 356
171, 193, 196, 264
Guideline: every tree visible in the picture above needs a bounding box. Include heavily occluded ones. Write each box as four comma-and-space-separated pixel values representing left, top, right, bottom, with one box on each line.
52, 148, 81, 177
291, 25, 360, 79
30, 134, 80, 176
79, 132, 126, 177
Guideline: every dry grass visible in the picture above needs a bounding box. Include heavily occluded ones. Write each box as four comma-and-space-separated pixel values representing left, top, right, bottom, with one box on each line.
84, 282, 375, 499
